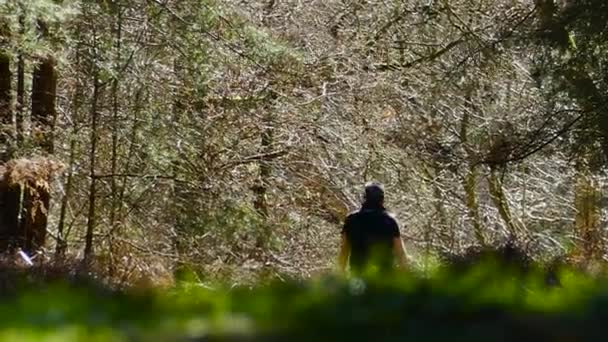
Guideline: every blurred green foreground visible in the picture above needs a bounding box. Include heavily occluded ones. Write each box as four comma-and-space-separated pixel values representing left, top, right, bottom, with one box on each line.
1, 261, 607, 342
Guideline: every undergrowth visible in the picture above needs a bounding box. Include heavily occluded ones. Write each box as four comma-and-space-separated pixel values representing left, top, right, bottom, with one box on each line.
1, 254, 608, 341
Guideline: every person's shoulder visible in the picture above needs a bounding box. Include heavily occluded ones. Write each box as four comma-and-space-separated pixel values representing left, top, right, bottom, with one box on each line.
382, 211, 399, 224
342, 210, 360, 233
345, 210, 361, 221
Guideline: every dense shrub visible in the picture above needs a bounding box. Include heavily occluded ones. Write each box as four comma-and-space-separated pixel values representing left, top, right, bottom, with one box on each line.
1, 256, 607, 341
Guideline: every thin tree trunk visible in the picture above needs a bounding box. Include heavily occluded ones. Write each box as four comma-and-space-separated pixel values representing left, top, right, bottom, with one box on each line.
16, 10, 25, 147
420, 164, 446, 249
460, 92, 485, 246
254, 118, 272, 218
171, 58, 190, 257
16, 55, 24, 145
108, 6, 123, 275
0, 52, 12, 162
57, 68, 80, 257
431, 170, 447, 245
57, 16, 84, 259
251, 1, 278, 249
463, 166, 484, 244
574, 166, 601, 263
169, 1, 189, 259
117, 87, 143, 221
254, 111, 273, 248
84, 60, 101, 262
488, 168, 521, 238
56, 138, 76, 258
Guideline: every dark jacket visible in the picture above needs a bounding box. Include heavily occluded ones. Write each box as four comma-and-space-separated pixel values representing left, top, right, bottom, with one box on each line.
342, 204, 400, 272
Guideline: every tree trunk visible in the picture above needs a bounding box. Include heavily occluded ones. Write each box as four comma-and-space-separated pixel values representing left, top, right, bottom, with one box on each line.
0, 52, 12, 162
84, 72, 101, 262
460, 91, 485, 246
488, 168, 521, 239
170, 54, 188, 256
254, 118, 272, 218
420, 163, 447, 250
117, 87, 143, 223
253, 0, 278, 249
31, 56, 57, 154
0, 15, 54, 255
0, 170, 20, 252
463, 165, 484, 244
0, 159, 51, 255
31, 19, 57, 153
20, 182, 50, 254
16, 12, 25, 147
573, 167, 601, 263
108, 5, 123, 275
254, 111, 274, 248
56, 138, 76, 258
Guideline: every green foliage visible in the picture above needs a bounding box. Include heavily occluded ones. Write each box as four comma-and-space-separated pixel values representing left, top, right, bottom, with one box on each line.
240, 25, 303, 66
4, 263, 608, 341
532, 0, 608, 163
176, 199, 265, 241
0, 0, 77, 58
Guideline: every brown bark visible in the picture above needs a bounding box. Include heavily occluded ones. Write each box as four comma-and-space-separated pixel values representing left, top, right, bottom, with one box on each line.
20, 183, 49, 253
0, 53, 11, 162
15, 55, 24, 146
16, 12, 25, 146
573, 167, 601, 263
0, 159, 53, 254
0, 54, 10, 122
0, 177, 21, 251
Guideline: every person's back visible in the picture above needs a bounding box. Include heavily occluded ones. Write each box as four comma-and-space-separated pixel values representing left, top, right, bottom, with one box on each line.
343, 207, 399, 272
338, 182, 407, 274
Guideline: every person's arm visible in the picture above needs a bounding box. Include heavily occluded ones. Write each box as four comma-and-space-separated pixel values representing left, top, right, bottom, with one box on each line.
388, 215, 408, 269
392, 237, 408, 269
338, 232, 350, 273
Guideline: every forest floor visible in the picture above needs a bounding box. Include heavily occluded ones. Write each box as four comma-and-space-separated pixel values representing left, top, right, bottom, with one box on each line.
2, 255, 608, 342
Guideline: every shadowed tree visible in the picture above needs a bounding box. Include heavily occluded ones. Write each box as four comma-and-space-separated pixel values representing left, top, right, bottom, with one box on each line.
30, 22, 57, 154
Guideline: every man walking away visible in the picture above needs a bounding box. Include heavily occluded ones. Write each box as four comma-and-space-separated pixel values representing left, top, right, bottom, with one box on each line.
338, 182, 408, 275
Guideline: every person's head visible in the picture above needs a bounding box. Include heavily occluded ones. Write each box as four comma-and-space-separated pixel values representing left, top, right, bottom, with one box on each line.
362, 182, 385, 208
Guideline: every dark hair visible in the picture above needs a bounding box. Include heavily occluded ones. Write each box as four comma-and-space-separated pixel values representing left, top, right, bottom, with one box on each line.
363, 182, 385, 206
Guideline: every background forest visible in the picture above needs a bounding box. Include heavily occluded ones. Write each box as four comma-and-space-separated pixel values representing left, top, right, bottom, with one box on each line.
1, 0, 608, 286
